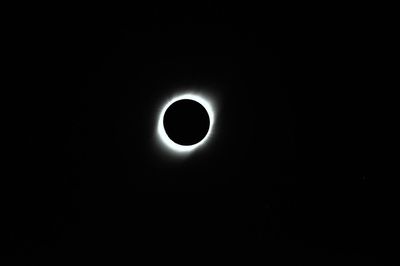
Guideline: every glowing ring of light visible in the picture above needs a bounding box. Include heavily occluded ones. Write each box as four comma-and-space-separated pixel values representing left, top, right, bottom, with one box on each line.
157, 93, 214, 153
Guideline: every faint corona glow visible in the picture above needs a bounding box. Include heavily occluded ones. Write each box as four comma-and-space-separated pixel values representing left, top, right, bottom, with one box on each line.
157, 93, 215, 153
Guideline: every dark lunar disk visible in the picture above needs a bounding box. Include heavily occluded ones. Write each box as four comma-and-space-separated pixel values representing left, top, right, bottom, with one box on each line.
163, 99, 210, 145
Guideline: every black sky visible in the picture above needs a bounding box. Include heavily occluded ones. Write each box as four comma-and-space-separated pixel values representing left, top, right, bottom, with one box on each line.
8, 5, 397, 265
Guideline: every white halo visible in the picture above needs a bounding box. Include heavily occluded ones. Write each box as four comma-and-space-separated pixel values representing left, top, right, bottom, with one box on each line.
157, 93, 215, 153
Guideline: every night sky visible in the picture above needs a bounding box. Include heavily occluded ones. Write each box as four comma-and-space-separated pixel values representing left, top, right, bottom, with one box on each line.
8, 5, 397, 265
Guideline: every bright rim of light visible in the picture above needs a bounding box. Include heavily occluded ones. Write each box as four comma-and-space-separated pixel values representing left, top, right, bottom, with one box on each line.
157, 93, 214, 153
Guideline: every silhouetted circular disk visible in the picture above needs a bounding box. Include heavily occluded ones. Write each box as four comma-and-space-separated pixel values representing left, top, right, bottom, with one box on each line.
163, 99, 210, 145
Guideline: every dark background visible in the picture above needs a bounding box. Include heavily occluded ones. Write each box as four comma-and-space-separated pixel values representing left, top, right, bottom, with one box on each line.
8, 5, 397, 265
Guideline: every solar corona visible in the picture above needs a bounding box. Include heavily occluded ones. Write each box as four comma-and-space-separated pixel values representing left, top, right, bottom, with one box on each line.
157, 93, 215, 153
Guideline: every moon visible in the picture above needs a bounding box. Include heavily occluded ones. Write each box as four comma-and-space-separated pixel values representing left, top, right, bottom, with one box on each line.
157, 93, 215, 153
